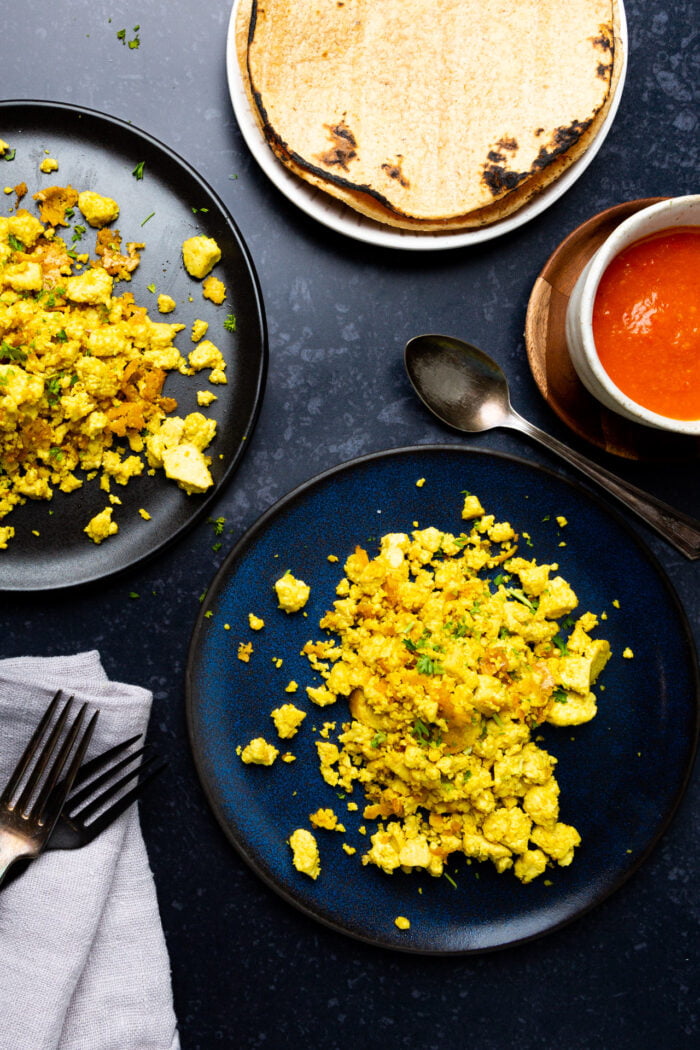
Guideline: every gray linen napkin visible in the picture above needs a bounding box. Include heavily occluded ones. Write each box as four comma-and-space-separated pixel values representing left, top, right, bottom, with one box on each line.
0, 651, 180, 1050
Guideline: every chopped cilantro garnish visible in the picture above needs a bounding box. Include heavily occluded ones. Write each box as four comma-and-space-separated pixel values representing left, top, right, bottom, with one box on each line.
411, 719, 430, 742
132, 161, 145, 180
552, 634, 568, 655
0, 342, 26, 362
505, 587, 537, 611
415, 651, 442, 676
223, 313, 237, 333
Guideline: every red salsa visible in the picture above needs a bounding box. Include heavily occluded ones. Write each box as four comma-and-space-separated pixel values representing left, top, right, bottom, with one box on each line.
592, 227, 700, 420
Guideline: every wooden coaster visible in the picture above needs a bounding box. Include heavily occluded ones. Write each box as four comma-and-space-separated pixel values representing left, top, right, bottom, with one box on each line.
525, 198, 700, 461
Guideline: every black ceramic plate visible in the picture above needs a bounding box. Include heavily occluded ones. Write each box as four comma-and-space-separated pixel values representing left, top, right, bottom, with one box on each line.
0, 100, 266, 591
186, 447, 698, 954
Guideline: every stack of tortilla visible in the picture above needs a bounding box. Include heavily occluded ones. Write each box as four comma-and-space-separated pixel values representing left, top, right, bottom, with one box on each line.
236, 0, 621, 232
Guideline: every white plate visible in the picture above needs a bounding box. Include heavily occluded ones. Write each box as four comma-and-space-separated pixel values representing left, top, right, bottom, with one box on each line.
226, 0, 628, 252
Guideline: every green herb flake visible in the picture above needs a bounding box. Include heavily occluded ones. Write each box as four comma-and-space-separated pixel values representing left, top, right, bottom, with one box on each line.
3, 147, 16, 162
0, 341, 27, 363
411, 719, 430, 742
223, 313, 237, 333
416, 654, 443, 676
140, 211, 155, 226
552, 634, 568, 656
132, 161, 145, 180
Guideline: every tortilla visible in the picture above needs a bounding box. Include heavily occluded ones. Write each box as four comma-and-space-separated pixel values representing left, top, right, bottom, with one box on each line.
237, 0, 621, 231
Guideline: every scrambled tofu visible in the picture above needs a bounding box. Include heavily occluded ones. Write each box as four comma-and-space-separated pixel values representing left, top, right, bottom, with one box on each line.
274, 571, 310, 612
83, 506, 118, 544
182, 235, 221, 279
202, 275, 226, 304
288, 828, 321, 879
270, 703, 307, 738
299, 494, 611, 883
187, 339, 227, 384
0, 189, 224, 544
77, 190, 120, 228
240, 737, 279, 766
309, 807, 345, 832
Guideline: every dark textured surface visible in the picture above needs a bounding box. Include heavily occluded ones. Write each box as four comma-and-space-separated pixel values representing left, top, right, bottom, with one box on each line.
1, 2, 698, 1047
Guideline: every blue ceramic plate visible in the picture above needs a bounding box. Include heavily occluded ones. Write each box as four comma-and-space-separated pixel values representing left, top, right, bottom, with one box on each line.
186, 447, 698, 953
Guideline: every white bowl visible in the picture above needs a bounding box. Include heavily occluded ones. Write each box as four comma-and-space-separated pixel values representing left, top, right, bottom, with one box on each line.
565, 194, 700, 435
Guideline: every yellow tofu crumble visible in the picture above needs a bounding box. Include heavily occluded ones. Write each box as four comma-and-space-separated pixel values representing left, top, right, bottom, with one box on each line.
0, 184, 226, 546
236, 493, 617, 901
240, 737, 279, 766
288, 828, 320, 879
274, 571, 310, 612
295, 500, 612, 883
270, 703, 307, 739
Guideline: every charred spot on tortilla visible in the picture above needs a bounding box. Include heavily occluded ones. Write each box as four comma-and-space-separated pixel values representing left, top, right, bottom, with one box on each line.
317, 121, 357, 170
486, 137, 519, 166
381, 159, 409, 187
533, 119, 593, 169
482, 162, 530, 197
593, 30, 614, 50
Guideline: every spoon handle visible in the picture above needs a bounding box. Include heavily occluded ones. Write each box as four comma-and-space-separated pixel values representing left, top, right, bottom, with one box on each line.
510, 414, 700, 559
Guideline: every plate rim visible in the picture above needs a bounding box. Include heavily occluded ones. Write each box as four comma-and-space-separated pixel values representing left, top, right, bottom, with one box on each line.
185, 443, 700, 954
226, 0, 629, 251
0, 98, 268, 592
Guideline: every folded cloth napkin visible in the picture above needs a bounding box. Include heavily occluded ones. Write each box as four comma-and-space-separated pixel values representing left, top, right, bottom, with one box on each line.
0, 651, 180, 1050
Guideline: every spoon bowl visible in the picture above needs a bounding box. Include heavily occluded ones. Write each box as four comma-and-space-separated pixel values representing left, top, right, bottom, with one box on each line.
404, 333, 700, 559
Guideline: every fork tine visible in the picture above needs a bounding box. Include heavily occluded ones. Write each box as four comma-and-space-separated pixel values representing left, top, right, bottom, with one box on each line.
64, 745, 148, 814
0, 691, 62, 804
36, 708, 99, 824
74, 760, 167, 839
67, 734, 142, 792
15, 694, 77, 813
72, 753, 161, 826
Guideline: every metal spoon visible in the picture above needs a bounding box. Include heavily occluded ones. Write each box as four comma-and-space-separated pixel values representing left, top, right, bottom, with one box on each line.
404, 333, 700, 559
